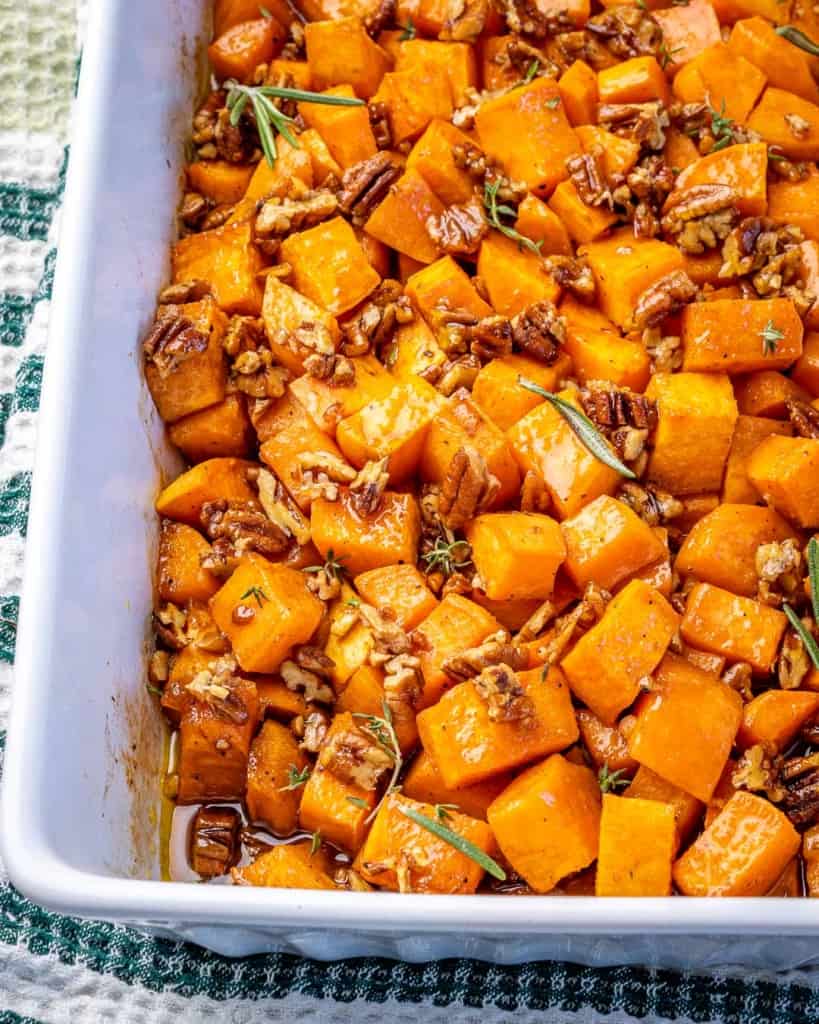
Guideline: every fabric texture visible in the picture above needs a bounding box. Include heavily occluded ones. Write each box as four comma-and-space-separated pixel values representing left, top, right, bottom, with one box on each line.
2, 2, 819, 1021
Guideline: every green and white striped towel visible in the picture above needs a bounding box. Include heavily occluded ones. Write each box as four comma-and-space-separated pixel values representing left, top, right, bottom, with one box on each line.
4, 3, 819, 1020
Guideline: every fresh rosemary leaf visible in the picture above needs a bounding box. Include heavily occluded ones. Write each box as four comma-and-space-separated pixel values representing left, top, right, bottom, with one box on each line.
776, 24, 819, 57
434, 802, 459, 822
310, 830, 322, 856
240, 585, 269, 608
280, 764, 311, 791
256, 84, 365, 106
398, 805, 507, 881
783, 603, 819, 671
598, 762, 629, 794
483, 180, 543, 258
808, 537, 819, 624
518, 378, 637, 479
347, 796, 369, 809
760, 319, 784, 355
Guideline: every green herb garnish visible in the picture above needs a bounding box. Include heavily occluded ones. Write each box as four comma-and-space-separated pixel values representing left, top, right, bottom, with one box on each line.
783, 603, 819, 670
305, 549, 347, 581
353, 701, 403, 823
422, 535, 472, 577
280, 764, 311, 791
310, 831, 322, 856
776, 25, 819, 57
347, 795, 369, 809
434, 802, 459, 822
259, 4, 273, 17
598, 762, 629, 794
708, 100, 737, 151
146, 683, 163, 698
225, 82, 364, 168
240, 585, 268, 608
399, 18, 416, 39
760, 319, 784, 355
518, 378, 637, 479
808, 537, 819, 623
522, 60, 540, 85
483, 180, 543, 258
545, 95, 561, 109
658, 42, 684, 70
398, 804, 507, 880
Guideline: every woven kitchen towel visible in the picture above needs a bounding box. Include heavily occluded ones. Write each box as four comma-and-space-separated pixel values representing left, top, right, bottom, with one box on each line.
3, 3, 819, 1022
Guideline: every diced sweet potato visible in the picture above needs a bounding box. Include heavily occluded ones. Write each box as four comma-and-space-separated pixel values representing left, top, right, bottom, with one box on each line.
628, 653, 743, 803
653, 0, 722, 74
364, 169, 445, 264
208, 17, 286, 83
561, 495, 667, 592
298, 85, 377, 169
681, 298, 803, 374
417, 666, 578, 787
401, 749, 511, 821
155, 457, 258, 527
466, 512, 566, 601
232, 840, 336, 889
210, 553, 324, 673
355, 792, 495, 893
596, 795, 676, 896
747, 435, 819, 528
214, 0, 293, 34
406, 255, 492, 327
405, 119, 477, 206
598, 55, 669, 105
722, 414, 793, 503
710, 0, 791, 24
187, 160, 255, 205
561, 323, 650, 391
625, 765, 704, 854
747, 88, 819, 160
388, 317, 447, 384
576, 709, 637, 774
487, 753, 601, 893
645, 372, 738, 496
157, 521, 220, 605
673, 791, 800, 896
671, 43, 765, 123
558, 60, 598, 126
675, 503, 797, 597
372, 66, 453, 146
304, 17, 391, 99
324, 582, 375, 689
514, 193, 573, 256
255, 676, 308, 721
576, 126, 640, 183
168, 394, 254, 462
479, 232, 562, 316
680, 581, 788, 673
394, 39, 478, 106
289, 354, 394, 434
738, 690, 819, 752
334, 662, 418, 754
673, 142, 769, 216
561, 579, 680, 725
729, 17, 819, 104
353, 563, 438, 631
172, 221, 265, 316
259, 412, 346, 512
246, 719, 309, 834
472, 351, 573, 432
548, 181, 618, 245
313, 489, 420, 578
261, 275, 341, 376
768, 168, 819, 243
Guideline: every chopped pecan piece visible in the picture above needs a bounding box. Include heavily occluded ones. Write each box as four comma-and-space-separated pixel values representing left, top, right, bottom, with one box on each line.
190, 806, 242, 877
442, 629, 527, 681
756, 537, 803, 608
451, 140, 487, 179
426, 199, 488, 255
297, 450, 357, 502
318, 720, 393, 789
662, 184, 739, 253
495, 0, 554, 38
586, 5, 661, 58
520, 470, 551, 513
565, 149, 611, 208
438, 446, 500, 530
469, 315, 513, 361
618, 481, 683, 526
512, 299, 567, 364
281, 646, 335, 703
720, 217, 805, 298
338, 153, 402, 226
180, 191, 211, 230
643, 328, 682, 374
787, 398, 819, 440
185, 656, 250, 723
201, 498, 291, 564
193, 93, 259, 163
382, 653, 422, 710
499, 36, 561, 77
440, 0, 490, 41
430, 353, 482, 395
342, 279, 413, 358
157, 279, 212, 306
732, 745, 785, 802
779, 627, 812, 690
249, 466, 312, 546
722, 661, 753, 702
599, 101, 669, 151
364, 0, 396, 36
531, 583, 611, 666
143, 311, 209, 377
359, 602, 413, 658
368, 101, 392, 150
255, 190, 339, 247
628, 270, 697, 332
154, 602, 226, 653
304, 351, 356, 387
546, 254, 596, 301
294, 707, 331, 753
349, 457, 390, 516
473, 663, 535, 724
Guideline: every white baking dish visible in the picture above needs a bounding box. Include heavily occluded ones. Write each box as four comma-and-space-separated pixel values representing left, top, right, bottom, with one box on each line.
3, 0, 819, 969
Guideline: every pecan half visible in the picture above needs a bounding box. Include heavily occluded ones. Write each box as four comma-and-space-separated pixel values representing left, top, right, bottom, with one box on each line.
628, 270, 698, 332
566, 149, 611, 208
281, 646, 335, 703
438, 446, 500, 529
342, 279, 414, 358
451, 140, 487, 179
469, 315, 514, 361
338, 153, 402, 226
661, 184, 739, 253
190, 806, 241, 877
304, 351, 356, 387
720, 217, 805, 299
618, 481, 683, 526
787, 398, 819, 439
143, 312, 208, 377
586, 5, 661, 58
598, 101, 669, 151
201, 498, 291, 564
546, 254, 596, 301
426, 199, 488, 256
473, 663, 535, 724
581, 383, 657, 433
442, 629, 528, 682
255, 190, 339, 248
512, 299, 567, 364
349, 457, 390, 516
157, 280, 212, 305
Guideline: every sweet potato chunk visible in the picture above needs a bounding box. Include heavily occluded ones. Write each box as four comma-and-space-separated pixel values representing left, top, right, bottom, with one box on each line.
311, 489, 421, 575
289, 353, 393, 433
598, 56, 669, 105
157, 521, 220, 605
625, 765, 704, 854
405, 119, 477, 206
364, 170, 445, 264
353, 563, 438, 631
558, 60, 598, 126
477, 232, 561, 316
548, 181, 618, 245
298, 85, 377, 169
259, 411, 346, 512
233, 840, 336, 889
305, 17, 390, 99
334, 662, 418, 754
168, 394, 254, 462
721, 415, 793, 504
209, 17, 286, 82
737, 690, 819, 752
747, 88, 819, 161
671, 43, 765, 123
747, 436, 819, 528
246, 719, 309, 834
734, 369, 811, 419
172, 221, 265, 316
401, 749, 511, 821
472, 352, 573, 432
673, 142, 769, 216
466, 512, 566, 602
729, 17, 819, 104
596, 795, 676, 896
155, 457, 258, 527
681, 298, 803, 374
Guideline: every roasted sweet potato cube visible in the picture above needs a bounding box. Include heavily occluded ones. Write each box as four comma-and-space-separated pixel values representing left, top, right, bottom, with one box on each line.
487, 754, 601, 893
671, 44, 764, 123
576, 125, 640, 183
645, 372, 738, 496
674, 791, 800, 896
673, 142, 769, 216
417, 666, 578, 787
768, 167, 819, 243
311, 489, 421, 576
289, 353, 394, 434
675, 503, 797, 597
721, 414, 793, 504
364, 169, 445, 264
255, 676, 308, 720
558, 59, 597, 125
261, 274, 341, 376
208, 17, 286, 82
681, 298, 803, 374
680, 582, 787, 673
280, 216, 380, 316
577, 709, 636, 774
405, 119, 477, 205
596, 795, 676, 896
414, 593, 502, 709
628, 654, 743, 803
729, 16, 819, 105
157, 521, 220, 605
737, 690, 819, 752
305, 17, 390, 99
336, 378, 443, 483
144, 296, 228, 424
625, 765, 703, 854
475, 77, 579, 197
353, 563, 438, 631
155, 457, 258, 527
548, 180, 618, 245
514, 193, 572, 257
187, 160, 255, 205
372, 66, 453, 146
214, 0, 294, 34
406, 255, 492, 325
747, 435, 819, 528
172, 221, 265, 316
747, 88, 819, 161
734, 370, 811, 418
177, 675, 258, 804
561, 495, 666, 592
324, 583, 375, 689
561, 580, 680, 725
394, 39, 478, 106
298, 85, 377, 169
599, 55, 669, 105
232, 839, 336, 889
465, 512, 566, 602
653, 0, 721, 74
334, 663, 418, 754
161, 645, 219, 726
471, 352, 573, 432
168, 394, 254, 463
421, 390, 520, 509
246, 719, 309, 834
239, 135, 313, 205
402, 749, 511, 821
260, 413, 347, 512
477, 233, 561, 316
388, 317, 447, 384
210, 553, 324, 673
562, 324, 650, 391
506, 388, 621, 520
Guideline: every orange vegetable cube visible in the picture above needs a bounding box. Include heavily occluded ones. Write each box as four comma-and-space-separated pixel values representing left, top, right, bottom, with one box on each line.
471, 351, 573, 431
653, 0, 722, 74
246, 719, 309, 834
155, 457, 258, 527
792, 331, 819, 395
558, 60, 598, 126
738, 690, 819, 752
210, 553, 324, 673
402, 749, 511, 821
255, 677, 308, 721
747, 88, 819, 160
663, 126, 701, 172
324, 582, 376, 689
365, 169, 444, 264
208, 17, 285, 83
372, 66, 453, 145
514, 193, 572, 256
466, 512, 566, 602
768, 167, 819, 242
475, 77, 579, 197
646, 372, 738, 495
747, 435, 819, 527
673, 142, 769, 216
241, 136, 314, 203
157, 521, 220, 605
187, 160, 255, 205
354, 563, 438, 631
478, 232, 561, 316
674, 791, 800, 896
596, 795, 676, 896
405, 119, 477, 205
334, 663, 418, 754
681, 298, 803, 374
261, 275, 341, 376
576, 125, 640, 183
260, 412, 346, 512
561, 494, 667, 592
487, 754, 601, 893
289, 353, 394, 434
548, 180, 618, 245
355, 793, 495, 893
598, 56, 669, 105
413, 593, 501, 708
729, 17, 819, 104
298, 85, 377, 169
576, 709, 637, 774
629, 653, 743, 803
734, 370, 811, 419
304, 17, 391, 99
406, 255, 492, 330
388, 317, 447, 383
232, 840, 335, 890
722, 414, 793, 504
680, 582, 788, 673
394, 39, 478, 106
561, 579, 680, 725
561, 323, 650, 391
214, 0, 294, 34
168, 394, 254, 463
710, 0, 791, 25
671, 43, 765, 123
626, 765, 703, 853
311, 489, 421, 575
172, 220, 265, 316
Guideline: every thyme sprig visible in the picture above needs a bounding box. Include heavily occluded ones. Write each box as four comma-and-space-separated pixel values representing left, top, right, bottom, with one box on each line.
483, 180, 543, 258
709, 100, 738, 152
776, 24, 819, 57
760, 319, 784, 355
309, 830, 322, 856
398, 804, 507, 880
280, 764, 311, 791
783, 604, 819, 671
808, 537, 819, 624
518, 378, 637, 479
240, 585, 269, 608
598, 762, 630, 794
225, 81, 364, 168
305, 549, 348, 581
434, 803, 459, 822
353, 701, 403, 823
422, 535, 472, 577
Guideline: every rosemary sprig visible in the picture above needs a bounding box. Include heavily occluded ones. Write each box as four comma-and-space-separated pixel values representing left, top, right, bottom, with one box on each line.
422, 536, 472, 577
240, 585, 268, 608
760, 319, 784, 355
783, 603, 819, 671
398, 804, 507, 881
309, 830, 322, 856
598, 762, 629, 794
305, 549, 348, 581
483, 180, 543, 258
279, 764, 310, 791
709, 100, 737, 152
808, 537, 819, 624
225, 82, 364, 168
776, 24, 819, 57
353, 701, 403, 823
518, 378, 636, 479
